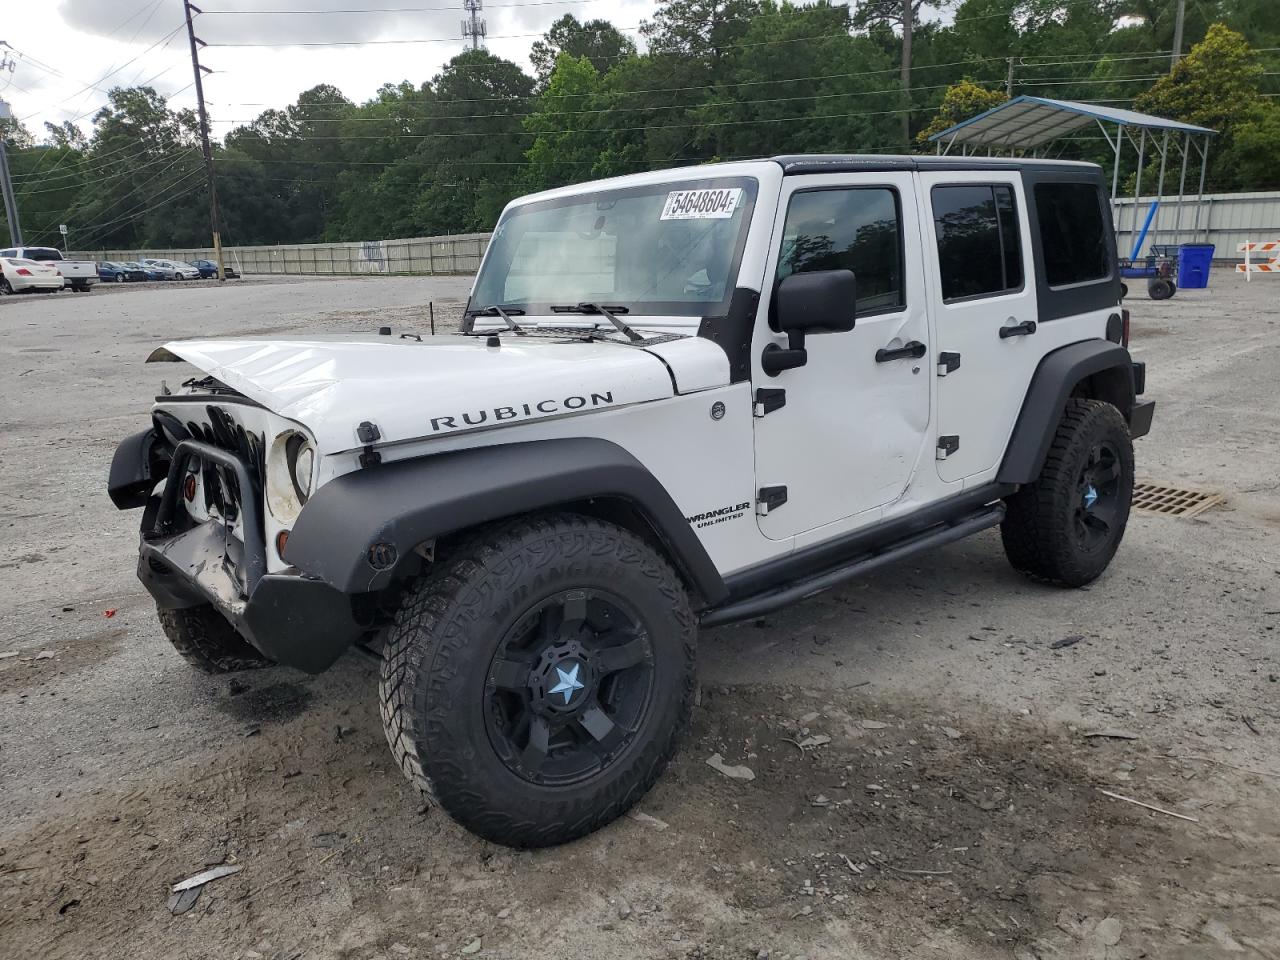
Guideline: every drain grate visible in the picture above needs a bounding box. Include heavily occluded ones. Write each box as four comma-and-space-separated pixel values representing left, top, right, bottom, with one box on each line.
1131, 482, 1224, 518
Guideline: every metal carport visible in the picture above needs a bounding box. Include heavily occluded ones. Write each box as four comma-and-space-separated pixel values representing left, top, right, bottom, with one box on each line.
927, 95, 1216, 251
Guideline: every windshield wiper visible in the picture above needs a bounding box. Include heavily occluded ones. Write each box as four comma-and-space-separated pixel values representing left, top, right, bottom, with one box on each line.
549, 302, 644, 343
469, 305, 527, 335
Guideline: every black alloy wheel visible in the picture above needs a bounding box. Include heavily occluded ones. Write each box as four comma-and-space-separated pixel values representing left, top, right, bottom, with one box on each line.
1074, 440, 1123, 552
379, 513, 697, 847
484, 589, 656, 787
1000, 398, 1135, 587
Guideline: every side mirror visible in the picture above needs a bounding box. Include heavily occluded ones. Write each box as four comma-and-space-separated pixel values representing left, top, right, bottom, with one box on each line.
762, 269, 857, 376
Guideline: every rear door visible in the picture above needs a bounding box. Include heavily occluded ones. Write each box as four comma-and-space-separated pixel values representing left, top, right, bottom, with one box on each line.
918, 172, 1039, 484
751, 172, 932, 540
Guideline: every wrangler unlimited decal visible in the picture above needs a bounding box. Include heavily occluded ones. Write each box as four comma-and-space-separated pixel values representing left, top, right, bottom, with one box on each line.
686, 501, 752, 529
430, 392, 615, 432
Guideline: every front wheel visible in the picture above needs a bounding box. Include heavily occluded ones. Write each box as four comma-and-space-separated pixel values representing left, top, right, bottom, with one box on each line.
379, 514, 697, 848
115, 273, 125, 283
157, 604, 271, 673
1000, 398, 1135, 587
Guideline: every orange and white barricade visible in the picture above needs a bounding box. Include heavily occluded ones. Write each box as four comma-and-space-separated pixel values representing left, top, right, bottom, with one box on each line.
1238, 240, 1280, 280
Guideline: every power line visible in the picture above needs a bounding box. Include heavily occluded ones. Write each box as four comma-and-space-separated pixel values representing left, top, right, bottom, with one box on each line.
212, 69, 1198, 128
16, 23, 189, 123
202, 0, 612, 11
17, 148, 198, 195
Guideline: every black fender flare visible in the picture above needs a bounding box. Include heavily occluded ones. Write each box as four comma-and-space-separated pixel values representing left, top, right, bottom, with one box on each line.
108, 427, 166, 509
283, 437, 729, 606
998, 340, 1135, 485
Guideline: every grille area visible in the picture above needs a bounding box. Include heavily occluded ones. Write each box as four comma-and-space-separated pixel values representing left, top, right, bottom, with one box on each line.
1131, 482, 1224, 518
180, 405, 266, 523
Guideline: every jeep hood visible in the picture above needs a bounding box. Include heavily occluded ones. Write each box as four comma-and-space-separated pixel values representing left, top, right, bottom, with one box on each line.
150, 333, 728, 452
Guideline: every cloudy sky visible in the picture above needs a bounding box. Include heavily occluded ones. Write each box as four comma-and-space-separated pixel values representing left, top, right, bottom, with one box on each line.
2, 0, 662, 142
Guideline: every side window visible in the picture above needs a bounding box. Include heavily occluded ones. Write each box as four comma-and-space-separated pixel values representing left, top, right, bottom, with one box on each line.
0, 250, 15, 258
776, 187, 904, 315
931, 184, 1023, 301
1034, 182, 1110, 286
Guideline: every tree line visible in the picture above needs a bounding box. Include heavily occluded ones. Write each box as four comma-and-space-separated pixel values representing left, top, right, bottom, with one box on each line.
1, 0, 1275, 252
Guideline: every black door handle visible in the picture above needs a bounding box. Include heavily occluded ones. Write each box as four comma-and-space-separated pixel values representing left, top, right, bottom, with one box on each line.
875, 340, 927, 363
999, 320, 1037, 339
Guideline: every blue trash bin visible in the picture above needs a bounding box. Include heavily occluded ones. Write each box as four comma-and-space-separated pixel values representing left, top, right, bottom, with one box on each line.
1177, 244, 1215, 289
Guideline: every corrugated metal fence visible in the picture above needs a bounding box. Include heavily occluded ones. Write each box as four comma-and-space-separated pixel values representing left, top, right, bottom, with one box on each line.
1113, 192, 1278, 260
72, 232, 491, 276
70, 192, 1280, 273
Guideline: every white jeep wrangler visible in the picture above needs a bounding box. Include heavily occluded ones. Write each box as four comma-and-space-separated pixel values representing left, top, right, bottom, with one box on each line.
109, 155, 1153, 847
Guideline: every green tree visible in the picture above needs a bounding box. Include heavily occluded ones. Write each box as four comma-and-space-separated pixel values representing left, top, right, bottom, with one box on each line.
530, 16, 635, 84
915, 78, 1007, 145
522, 54, 607, 192
852, 0, 952, 145
1134, 23, 1261, 133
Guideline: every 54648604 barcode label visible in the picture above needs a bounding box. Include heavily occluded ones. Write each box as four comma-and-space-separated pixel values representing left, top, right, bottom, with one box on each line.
660, 188, 743, 220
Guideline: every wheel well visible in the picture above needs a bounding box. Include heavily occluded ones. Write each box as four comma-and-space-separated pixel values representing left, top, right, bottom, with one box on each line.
424, 496, 708, 608
1070, 364, 1133, 419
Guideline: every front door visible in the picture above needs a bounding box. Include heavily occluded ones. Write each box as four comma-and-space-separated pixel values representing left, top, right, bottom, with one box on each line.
751, 173, 931, 541
917, 172, 1039, 483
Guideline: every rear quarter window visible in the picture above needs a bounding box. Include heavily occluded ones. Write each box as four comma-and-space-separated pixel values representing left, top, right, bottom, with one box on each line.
1034, 183, 1110, 286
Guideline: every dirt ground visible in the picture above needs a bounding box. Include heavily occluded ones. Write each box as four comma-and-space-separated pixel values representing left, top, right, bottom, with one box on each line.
1, 273, 1277, 960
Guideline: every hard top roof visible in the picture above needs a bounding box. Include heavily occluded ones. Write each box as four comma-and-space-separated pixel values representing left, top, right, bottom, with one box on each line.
770, 154, 1097, 174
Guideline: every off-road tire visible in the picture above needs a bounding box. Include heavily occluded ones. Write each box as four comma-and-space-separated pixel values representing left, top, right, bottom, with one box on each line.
157, 604, 271, 673
379, 513, 697, 848
1001, 398, 1135, 587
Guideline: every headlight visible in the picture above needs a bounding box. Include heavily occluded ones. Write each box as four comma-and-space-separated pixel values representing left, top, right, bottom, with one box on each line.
266, 430, 316, 523
286, 434, 315, 504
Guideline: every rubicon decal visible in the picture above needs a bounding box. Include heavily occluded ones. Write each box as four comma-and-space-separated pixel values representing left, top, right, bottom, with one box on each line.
430, 392, 614, 432
686, 500, 751, 529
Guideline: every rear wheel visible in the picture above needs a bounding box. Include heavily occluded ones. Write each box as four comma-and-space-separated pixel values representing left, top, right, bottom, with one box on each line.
1148, 277, 1173, 300
0, 279, 11, 295
379, 514, 697, 847
1001, 399, 1134, 587
157, 604, 271, 673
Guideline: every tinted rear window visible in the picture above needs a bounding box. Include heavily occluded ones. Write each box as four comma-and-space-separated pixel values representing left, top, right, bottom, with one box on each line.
931, 184, 1023, 301
1034, 182, 1110, 286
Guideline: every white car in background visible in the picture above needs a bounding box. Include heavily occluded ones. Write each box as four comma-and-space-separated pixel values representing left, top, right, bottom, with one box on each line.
142, 258, 200, 281
0, 257, 66, 294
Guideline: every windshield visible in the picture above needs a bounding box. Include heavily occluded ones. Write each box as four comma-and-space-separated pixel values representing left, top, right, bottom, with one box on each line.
471, 177, 757, 318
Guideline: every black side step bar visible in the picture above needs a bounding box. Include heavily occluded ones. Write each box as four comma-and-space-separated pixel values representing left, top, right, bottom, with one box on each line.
699, 504, 1005, 629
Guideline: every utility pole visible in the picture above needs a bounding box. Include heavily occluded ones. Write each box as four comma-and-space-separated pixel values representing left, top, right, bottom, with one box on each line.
1006, 57, 1015, 98
900, 0, 913, 148
1171, 0, 1186, 68
462, 0, 486, 51
0, 97, 22, 247
182, 1, 225, 280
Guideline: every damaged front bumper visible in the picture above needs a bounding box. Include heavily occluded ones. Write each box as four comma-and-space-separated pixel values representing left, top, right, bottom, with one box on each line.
119, 434, 367, 674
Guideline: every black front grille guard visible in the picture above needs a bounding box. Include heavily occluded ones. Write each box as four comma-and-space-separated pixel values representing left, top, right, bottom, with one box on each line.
151, 438, 267, 597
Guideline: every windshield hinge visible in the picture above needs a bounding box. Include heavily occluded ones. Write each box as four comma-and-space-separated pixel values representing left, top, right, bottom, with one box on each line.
753, 388, 786, 417
357, 421, 382, 468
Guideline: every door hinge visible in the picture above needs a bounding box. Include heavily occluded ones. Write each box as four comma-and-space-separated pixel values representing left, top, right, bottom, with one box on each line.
936, 435, 959, 460
937, 352, 961, 376
756, 485, 788, 516
753, 388, 786, 417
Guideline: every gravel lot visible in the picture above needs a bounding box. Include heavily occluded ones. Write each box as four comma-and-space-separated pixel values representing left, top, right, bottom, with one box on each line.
1, 274, 1277, 960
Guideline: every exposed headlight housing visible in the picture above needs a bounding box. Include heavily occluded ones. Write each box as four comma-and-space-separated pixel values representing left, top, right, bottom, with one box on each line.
286, 433, 315, 504
266, 430, 316, 523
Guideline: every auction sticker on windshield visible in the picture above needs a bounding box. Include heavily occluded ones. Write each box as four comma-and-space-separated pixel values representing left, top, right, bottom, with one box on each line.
660, 188, 742, 220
